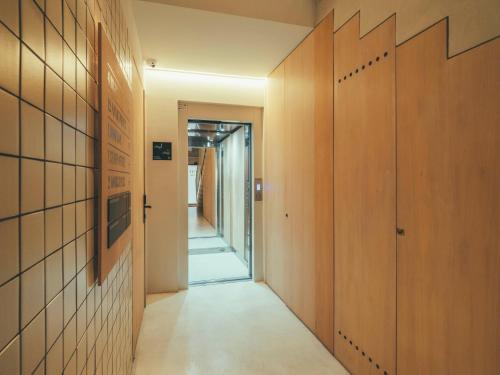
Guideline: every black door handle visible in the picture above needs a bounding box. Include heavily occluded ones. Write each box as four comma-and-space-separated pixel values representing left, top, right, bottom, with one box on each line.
144, 205, 152, 209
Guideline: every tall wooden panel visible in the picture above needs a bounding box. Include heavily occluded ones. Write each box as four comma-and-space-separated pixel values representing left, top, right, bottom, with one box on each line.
333, 14, 396, 375
314, 13, 334, 353
285, 32, 316, 330
396, 21, 500, 374
264, 64, 290, 302
264, 12, 334, 351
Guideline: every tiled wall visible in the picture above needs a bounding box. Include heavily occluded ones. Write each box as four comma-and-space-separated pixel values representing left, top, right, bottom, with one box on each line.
0, 0, 136, 374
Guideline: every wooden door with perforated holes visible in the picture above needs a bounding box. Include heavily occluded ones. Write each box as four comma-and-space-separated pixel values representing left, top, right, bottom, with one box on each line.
333, 14, 397, 375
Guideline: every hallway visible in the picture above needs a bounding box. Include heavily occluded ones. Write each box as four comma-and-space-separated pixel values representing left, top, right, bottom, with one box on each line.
188, 207, 249, 283
132, 282, 348, 375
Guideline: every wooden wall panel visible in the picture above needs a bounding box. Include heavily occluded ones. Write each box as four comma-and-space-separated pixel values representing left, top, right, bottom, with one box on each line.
285, 32, 316, 330
333, 14, 396, 375
396, 21, 500, 375
264, 12, 334, 352
202, 148, 217, 227
264, 64, 290, 302
314, 13, 335, 353
131, 62, 146, 354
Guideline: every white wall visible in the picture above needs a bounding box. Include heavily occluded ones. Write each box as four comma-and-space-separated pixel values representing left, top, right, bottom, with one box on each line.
187, 165, 197, 204
145, 69, 265, 292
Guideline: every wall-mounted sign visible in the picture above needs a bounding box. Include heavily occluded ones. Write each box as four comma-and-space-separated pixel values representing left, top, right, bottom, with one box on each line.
153, 142, 172, 160
98, 23, 132, 284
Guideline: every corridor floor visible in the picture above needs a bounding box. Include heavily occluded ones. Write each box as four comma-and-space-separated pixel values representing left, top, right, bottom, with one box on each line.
132, 281, 348, 375
188, 207, 248, 283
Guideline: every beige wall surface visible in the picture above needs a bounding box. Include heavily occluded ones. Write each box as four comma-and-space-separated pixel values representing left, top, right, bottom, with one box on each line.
316, 0, 500, 55
145, 70, 264, 292
0, 0, 143, 373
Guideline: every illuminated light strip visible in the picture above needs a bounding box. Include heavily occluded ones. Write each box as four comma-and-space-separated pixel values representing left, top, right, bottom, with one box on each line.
144, 66, 267, 83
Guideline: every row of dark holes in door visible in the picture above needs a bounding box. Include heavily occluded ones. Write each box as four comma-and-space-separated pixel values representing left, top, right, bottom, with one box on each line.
338, 330, 389, 375
337, 51, 389, 84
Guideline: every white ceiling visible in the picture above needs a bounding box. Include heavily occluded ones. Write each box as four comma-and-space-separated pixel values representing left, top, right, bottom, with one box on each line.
133, 1, 313, 77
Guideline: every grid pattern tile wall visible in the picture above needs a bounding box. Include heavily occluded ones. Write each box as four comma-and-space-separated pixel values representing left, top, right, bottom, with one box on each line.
0, 0, 135, 374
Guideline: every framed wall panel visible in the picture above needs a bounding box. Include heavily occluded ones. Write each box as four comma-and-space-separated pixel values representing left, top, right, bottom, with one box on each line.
98, 23, 133, 283
333, 14, 396, 375
396, 20, 500, 374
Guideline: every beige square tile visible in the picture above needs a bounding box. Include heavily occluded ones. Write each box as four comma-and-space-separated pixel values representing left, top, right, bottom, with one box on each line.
76, 132, 86, 166
45, 114, 62, 162
0, 23, 20, 94
86, 136, 94, 167
76, 330, 86, 374
76, 201, 86, 237
46, 291, 63, 348
76, 298, 87, 342
76, 269, 86, 309
46, 334, 63, 375
21, 309, 45, 375
64, 314, 76, 366
20, 102, 44, 159
76, 234, 86, 273
76, 167, 86, 200
76, 26, 86, 67
0, 156, 19, 218
46, 20, 63, 77
0, 335, 20, 375
46, 67, 63, 120
63, 203, 76, 244
45, 206, 62, 255
86, 199, 94, 230
20, 211, 44, 271
76, 61, 86, 98
64, 43, 76, 89
0, 0, 19, 35
76, 95, 87, 132
33, 359, 44, 375
0, 278, 19, 350
45, 162, 62, 207
63, 165, 76, 204
46, 0, 63, 33
86, 230, 94, 262
0, 88, 19, 155
45, 248, 62, 303
21, 158, 44, 213
63, 123, 76, 164
64, 2, 76, 52
20, 261, 44, 327
76, 0, 86, 30
21, 0, 45, 59
86, 104, 95, 137
63, 240, 76, 286
0, 218, 19, 285
21, 46, 44, 109
63, 278, 76, 326
87, 168, 96, 198
87, 42, 96, 80
33, 0, 44, 11
63, 83, 77, 128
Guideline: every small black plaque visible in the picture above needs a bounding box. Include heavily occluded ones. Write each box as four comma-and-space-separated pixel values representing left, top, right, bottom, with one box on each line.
153, 142, 172, 160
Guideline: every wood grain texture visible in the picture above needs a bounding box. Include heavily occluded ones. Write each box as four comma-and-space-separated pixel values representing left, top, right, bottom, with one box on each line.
131, 62, 145, 354
264, 12, 335, 351
313, 12, 334, 353
333, 14, 396, 375
264, 64, 290, 302
396, 21, 500, 375
202, 148, 217, 227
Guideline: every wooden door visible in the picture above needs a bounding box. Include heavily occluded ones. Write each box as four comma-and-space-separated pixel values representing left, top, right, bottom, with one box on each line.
396, 21, 500, 374
284, 34, 316, 330
264, 65, 290, 302
333, 14, 397, 375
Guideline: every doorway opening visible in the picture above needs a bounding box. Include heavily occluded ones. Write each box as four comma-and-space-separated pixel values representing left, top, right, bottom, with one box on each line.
187, 119, 252, 284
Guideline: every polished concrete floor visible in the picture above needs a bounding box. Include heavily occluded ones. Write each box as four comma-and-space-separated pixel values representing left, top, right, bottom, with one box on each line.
132, 282, 348, 375
188, 207, 248, 283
